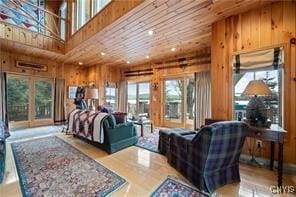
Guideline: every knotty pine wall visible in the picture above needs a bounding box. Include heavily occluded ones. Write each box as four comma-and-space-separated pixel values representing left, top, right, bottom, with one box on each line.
211, 1, 296, 164
0, 50, 59, 78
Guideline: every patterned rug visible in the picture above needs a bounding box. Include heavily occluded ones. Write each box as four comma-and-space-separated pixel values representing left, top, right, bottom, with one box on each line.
11, 136, 126, 197
135, 129, 159, 153
151, 176, 210, 197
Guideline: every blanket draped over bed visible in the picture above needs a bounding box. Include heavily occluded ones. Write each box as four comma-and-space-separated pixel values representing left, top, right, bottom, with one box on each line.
67, 110, 108, 143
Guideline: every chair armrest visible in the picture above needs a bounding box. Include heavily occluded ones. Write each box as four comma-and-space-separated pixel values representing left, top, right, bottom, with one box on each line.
115, 122, 133, 128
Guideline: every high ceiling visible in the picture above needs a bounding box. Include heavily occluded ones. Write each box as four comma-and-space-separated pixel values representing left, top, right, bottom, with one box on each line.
0, 0, 276, 67
63, 0, 275, 67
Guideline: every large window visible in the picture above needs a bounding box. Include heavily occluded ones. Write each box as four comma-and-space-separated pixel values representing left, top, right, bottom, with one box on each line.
72, 0, 111, 34
105, 82, 118, 110
234, 70, 282, 124
59, 2, 67, 40
127, 82, 150, 119
164, 76, 195, 129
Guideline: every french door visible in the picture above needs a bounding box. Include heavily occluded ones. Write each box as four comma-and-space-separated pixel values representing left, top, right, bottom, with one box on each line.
163, 76, 195, 129
127, 81, 150, 119
7, 74, 54, 129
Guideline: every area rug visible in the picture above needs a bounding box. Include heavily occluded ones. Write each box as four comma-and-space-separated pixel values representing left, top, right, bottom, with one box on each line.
151, 176, 210, 197
11, 136, 126, 197
135, 129, 159, 153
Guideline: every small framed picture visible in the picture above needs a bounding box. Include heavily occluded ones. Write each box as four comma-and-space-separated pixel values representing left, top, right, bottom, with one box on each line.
68, 86, 77, 99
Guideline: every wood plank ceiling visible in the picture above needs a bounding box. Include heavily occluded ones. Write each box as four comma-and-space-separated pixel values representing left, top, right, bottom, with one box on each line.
64, 0, 276, 67
1, 0, 276, 67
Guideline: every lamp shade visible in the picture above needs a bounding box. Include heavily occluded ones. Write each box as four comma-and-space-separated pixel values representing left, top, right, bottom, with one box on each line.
85, 88, 99, 99
241, 80, 272, 96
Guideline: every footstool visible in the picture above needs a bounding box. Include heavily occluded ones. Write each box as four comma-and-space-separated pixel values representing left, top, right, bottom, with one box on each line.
158, 128, 196, 156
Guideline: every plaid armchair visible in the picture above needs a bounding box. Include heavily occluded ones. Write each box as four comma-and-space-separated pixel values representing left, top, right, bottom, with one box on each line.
168, 121, 248, 193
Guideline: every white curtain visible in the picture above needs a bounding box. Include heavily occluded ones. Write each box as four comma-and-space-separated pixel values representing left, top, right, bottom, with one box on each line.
118, 81, 127, 112
195, 71, 211, 129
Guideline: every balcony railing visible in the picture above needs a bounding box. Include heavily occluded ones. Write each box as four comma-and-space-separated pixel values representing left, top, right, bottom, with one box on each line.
0, 0, 66, 41
8, 103, 52, 122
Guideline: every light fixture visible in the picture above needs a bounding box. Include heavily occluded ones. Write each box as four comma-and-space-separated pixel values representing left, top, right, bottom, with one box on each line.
100, 52, 106, 56
126, 61, 130, 64
148, 30, 154, 35
171, 47, 176, 52
78, 62, 83, 65
146, 55, 150, 59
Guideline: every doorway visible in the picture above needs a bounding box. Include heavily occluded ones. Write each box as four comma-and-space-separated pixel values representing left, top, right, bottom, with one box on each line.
163, 76, 195, 129
127, 81, 151, 119
7, 74, 54, 129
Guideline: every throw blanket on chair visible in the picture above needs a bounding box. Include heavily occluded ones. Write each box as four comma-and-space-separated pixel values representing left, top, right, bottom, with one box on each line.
68, 109, 82, 132
68, 110, 109, 143
93, 113, 109, 143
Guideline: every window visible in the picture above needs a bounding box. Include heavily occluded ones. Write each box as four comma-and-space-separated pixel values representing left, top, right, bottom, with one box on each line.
92, 0, 110, 16
234, 70, 282, 124
105, 82, 118, 110
72, 0, 111, 34
127, 82, 150, 119
232, 47, 283, 125
59, 2, 67, 40
77, 0, 91, 29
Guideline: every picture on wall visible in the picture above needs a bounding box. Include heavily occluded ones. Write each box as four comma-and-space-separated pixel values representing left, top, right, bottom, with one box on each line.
68, 86, 77, 99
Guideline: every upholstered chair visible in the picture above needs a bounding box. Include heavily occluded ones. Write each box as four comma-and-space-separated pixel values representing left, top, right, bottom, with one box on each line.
168, 121, 248, 193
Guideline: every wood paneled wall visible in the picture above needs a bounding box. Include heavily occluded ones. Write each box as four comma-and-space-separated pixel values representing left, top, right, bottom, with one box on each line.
211, 1, 296, 163
122, 48, 211, 126
0, 50, 58, 78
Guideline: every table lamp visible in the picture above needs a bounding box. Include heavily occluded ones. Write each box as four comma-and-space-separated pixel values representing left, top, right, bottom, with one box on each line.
85, 88, 99, 111
241, 80, 272, 127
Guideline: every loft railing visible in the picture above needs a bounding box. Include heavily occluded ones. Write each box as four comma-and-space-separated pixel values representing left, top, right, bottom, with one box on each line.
0, 0, 66, 41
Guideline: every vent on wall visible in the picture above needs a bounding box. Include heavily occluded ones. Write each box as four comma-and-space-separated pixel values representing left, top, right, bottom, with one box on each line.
16, 60, 48, 72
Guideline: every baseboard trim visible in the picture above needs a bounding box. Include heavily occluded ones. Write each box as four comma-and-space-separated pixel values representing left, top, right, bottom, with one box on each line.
240, 154, 296, 175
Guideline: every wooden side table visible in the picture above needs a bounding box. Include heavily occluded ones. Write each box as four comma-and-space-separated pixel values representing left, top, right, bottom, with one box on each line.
247, 124, 286, 187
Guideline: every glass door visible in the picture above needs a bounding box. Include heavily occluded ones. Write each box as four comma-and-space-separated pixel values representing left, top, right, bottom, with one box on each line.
32, 78, 54, 127
127, 81, 151, 119
164, 79, 184, 127
163, 76, 195, 129
7, 75, 30, 128
7, 74, 54, 129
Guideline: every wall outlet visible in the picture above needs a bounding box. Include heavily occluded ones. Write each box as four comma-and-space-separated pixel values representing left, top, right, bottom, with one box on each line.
256, 140, 263, 148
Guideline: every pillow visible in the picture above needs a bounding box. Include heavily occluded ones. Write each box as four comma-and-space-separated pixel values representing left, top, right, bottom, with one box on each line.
107, 115, 117, 128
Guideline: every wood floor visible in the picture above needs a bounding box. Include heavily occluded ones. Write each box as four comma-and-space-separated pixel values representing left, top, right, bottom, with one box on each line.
0, 133, 295, 197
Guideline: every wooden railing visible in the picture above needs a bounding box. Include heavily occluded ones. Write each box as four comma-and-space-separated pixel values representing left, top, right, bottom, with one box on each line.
0, 0, 66, 41
8, 103, 52, 121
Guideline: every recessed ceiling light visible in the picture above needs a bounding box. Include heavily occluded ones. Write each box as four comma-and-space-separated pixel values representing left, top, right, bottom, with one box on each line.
126, 61, 130, 64
171, 47, 176, 52
100, 52, 106, 56
148, 30, 154, 35
78, 62, 83, 65
146, 55, 150, 59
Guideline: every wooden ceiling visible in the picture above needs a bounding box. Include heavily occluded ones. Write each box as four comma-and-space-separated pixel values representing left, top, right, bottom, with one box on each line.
63, 0, 275, 67
1, 0, 276, 67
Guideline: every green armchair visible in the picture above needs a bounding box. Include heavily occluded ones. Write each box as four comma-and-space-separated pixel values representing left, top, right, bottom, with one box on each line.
95, 115, 137, 153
